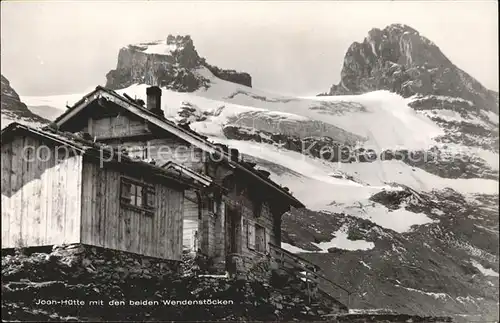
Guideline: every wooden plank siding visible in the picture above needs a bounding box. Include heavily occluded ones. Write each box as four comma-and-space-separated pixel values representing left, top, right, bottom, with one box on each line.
90, 115, 150, 139
220, 185, 277, 272
240, 203, 274, 257
1, 136, 83, 248
79, 159, 184, 260
200, 207, 216, 256
183, 190, 199, 252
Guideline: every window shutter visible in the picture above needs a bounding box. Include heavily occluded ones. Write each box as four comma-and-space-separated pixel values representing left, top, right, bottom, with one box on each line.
120, 179, 132, 203
145, 187, 155, 209
135, 185, 143, 206
255, 225, 266, 252
130, 184, 137, 205
247, 221, 255, 250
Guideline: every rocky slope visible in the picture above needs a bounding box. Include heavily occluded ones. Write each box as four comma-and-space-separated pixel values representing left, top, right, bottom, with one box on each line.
2, 246, 455, 322
282, 186, 499, 323
1, 74, 48, 127
106, 35, 251, 91
1, 245, 339, 322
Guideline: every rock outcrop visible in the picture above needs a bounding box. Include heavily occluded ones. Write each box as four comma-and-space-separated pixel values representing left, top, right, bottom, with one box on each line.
323, 23, 499, 151
1, 75, 48, 126
106, 35, 251, 91
325, 24, 498, 114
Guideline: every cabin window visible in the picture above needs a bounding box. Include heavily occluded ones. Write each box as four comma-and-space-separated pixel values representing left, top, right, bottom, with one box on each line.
120, 177, 155, 214
247, 221, 266, 253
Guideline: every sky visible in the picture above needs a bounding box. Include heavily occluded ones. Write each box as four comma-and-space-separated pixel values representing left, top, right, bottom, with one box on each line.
1, 1, 498, 97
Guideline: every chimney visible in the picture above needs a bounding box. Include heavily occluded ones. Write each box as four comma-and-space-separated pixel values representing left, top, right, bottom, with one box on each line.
146, 86, 164, 117
229, 148, 239, 162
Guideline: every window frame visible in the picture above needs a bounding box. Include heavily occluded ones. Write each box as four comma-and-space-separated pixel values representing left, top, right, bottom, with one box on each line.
246, 220, 267, 254
254, 223, 266, 253
120, 176, 155, 215
246, 219, 255, 251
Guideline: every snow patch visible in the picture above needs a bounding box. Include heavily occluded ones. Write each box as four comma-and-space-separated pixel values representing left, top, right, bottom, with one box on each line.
280, 242, 311, 254
312, 225, 375, 252
360, 261, 372, 269
471, 259, 499, 277
481, 110, 499, 124
130, 40, 183, 55
395, 284, 449, 300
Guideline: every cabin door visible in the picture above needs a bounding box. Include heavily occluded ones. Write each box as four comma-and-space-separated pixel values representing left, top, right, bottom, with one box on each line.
225, 206, 241, 274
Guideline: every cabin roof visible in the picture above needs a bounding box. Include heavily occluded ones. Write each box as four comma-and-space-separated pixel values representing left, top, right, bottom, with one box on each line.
0, 122, 202, 190
161, 161, 213, 188
53, 86, 305, 208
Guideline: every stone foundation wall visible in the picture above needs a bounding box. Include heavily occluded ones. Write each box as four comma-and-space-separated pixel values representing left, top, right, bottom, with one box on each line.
226, 252, 272, 282
49, 243, 180, 279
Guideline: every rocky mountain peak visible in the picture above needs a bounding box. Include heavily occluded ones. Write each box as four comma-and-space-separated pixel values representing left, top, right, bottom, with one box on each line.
106, 34, 252, 91
326, 24, 498, 114
1, 74, 48, 125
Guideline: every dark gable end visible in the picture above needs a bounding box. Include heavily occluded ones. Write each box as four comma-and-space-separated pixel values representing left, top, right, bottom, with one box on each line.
53, 86, 305, 209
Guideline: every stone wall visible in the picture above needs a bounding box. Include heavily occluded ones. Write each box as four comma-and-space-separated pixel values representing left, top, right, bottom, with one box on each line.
49, 243, 179, 279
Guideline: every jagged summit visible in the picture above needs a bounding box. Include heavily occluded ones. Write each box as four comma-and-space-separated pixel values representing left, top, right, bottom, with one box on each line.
1, 74, 48, 126
326, 23, 498, 114
128, 35, 192, 56
106, 34, 252, 91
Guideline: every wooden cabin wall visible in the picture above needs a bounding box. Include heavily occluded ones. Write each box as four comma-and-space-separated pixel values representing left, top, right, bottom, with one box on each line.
197, 196, 229, 259
108, 135, 206, 255
200, 206, 216, 256
61, 105, 207, 258
88, 115, 149, 139
1, 136, 83, 248
213, 201, 226, 267
62, 102, 150, 140
80, 160, 184, 260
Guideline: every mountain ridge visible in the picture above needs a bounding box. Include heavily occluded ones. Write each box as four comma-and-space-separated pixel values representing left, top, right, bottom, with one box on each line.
105, 35, 252, 91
